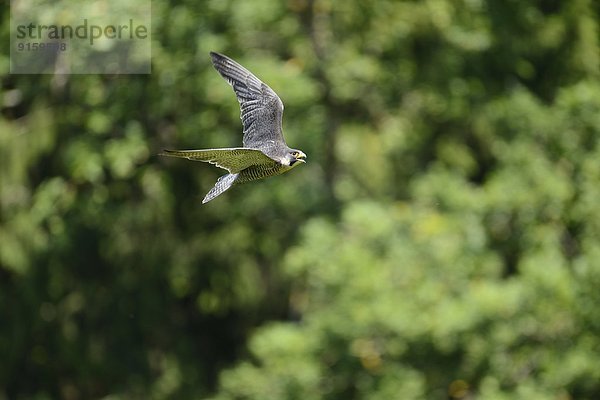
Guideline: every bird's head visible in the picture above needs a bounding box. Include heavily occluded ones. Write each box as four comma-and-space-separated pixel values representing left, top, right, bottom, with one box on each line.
284, 149, 307, 168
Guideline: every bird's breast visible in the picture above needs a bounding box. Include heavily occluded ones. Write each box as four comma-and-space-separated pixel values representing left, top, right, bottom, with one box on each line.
237, 162, 287, 183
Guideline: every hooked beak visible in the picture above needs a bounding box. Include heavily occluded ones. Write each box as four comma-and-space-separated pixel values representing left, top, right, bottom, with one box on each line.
295, 151, 307, 163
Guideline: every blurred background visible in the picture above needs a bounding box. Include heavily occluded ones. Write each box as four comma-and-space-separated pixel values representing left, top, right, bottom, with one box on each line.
2, 0, 600, 398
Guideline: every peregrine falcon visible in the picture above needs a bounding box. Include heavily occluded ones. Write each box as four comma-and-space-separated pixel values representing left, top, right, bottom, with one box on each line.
161, 52, 307, 204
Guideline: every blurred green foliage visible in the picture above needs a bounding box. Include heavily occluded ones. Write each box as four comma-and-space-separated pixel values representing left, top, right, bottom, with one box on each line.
1, 0, 600, 399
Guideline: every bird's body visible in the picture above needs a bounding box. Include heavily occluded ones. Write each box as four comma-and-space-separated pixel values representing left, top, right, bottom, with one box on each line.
161, 52, 306, 203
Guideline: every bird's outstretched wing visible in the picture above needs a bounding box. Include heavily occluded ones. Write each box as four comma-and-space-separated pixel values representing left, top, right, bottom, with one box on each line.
160, 148, 274, 173
210, 52, 286, 149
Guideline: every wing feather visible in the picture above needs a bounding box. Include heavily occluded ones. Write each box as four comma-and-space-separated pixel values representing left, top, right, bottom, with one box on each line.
210, 52, 287, 148
160, 148, 275, 173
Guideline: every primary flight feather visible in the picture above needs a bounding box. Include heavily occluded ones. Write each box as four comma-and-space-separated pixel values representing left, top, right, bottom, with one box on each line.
161, 52, 307, 204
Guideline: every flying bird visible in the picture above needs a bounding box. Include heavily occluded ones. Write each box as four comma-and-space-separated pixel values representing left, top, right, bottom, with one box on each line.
161, 52, 307, 204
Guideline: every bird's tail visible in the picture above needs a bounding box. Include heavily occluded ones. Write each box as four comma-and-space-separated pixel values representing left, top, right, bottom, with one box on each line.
202, 173, 239, 204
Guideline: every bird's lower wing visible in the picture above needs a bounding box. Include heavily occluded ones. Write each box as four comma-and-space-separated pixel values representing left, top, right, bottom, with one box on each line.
160, 147, 275, 173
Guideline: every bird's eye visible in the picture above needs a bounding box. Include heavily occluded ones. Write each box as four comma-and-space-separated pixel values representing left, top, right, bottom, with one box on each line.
292, 152, 298, 157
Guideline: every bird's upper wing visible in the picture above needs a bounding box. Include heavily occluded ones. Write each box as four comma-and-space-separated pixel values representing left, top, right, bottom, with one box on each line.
210, 52, 287, 149
160, 148, 275, 173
